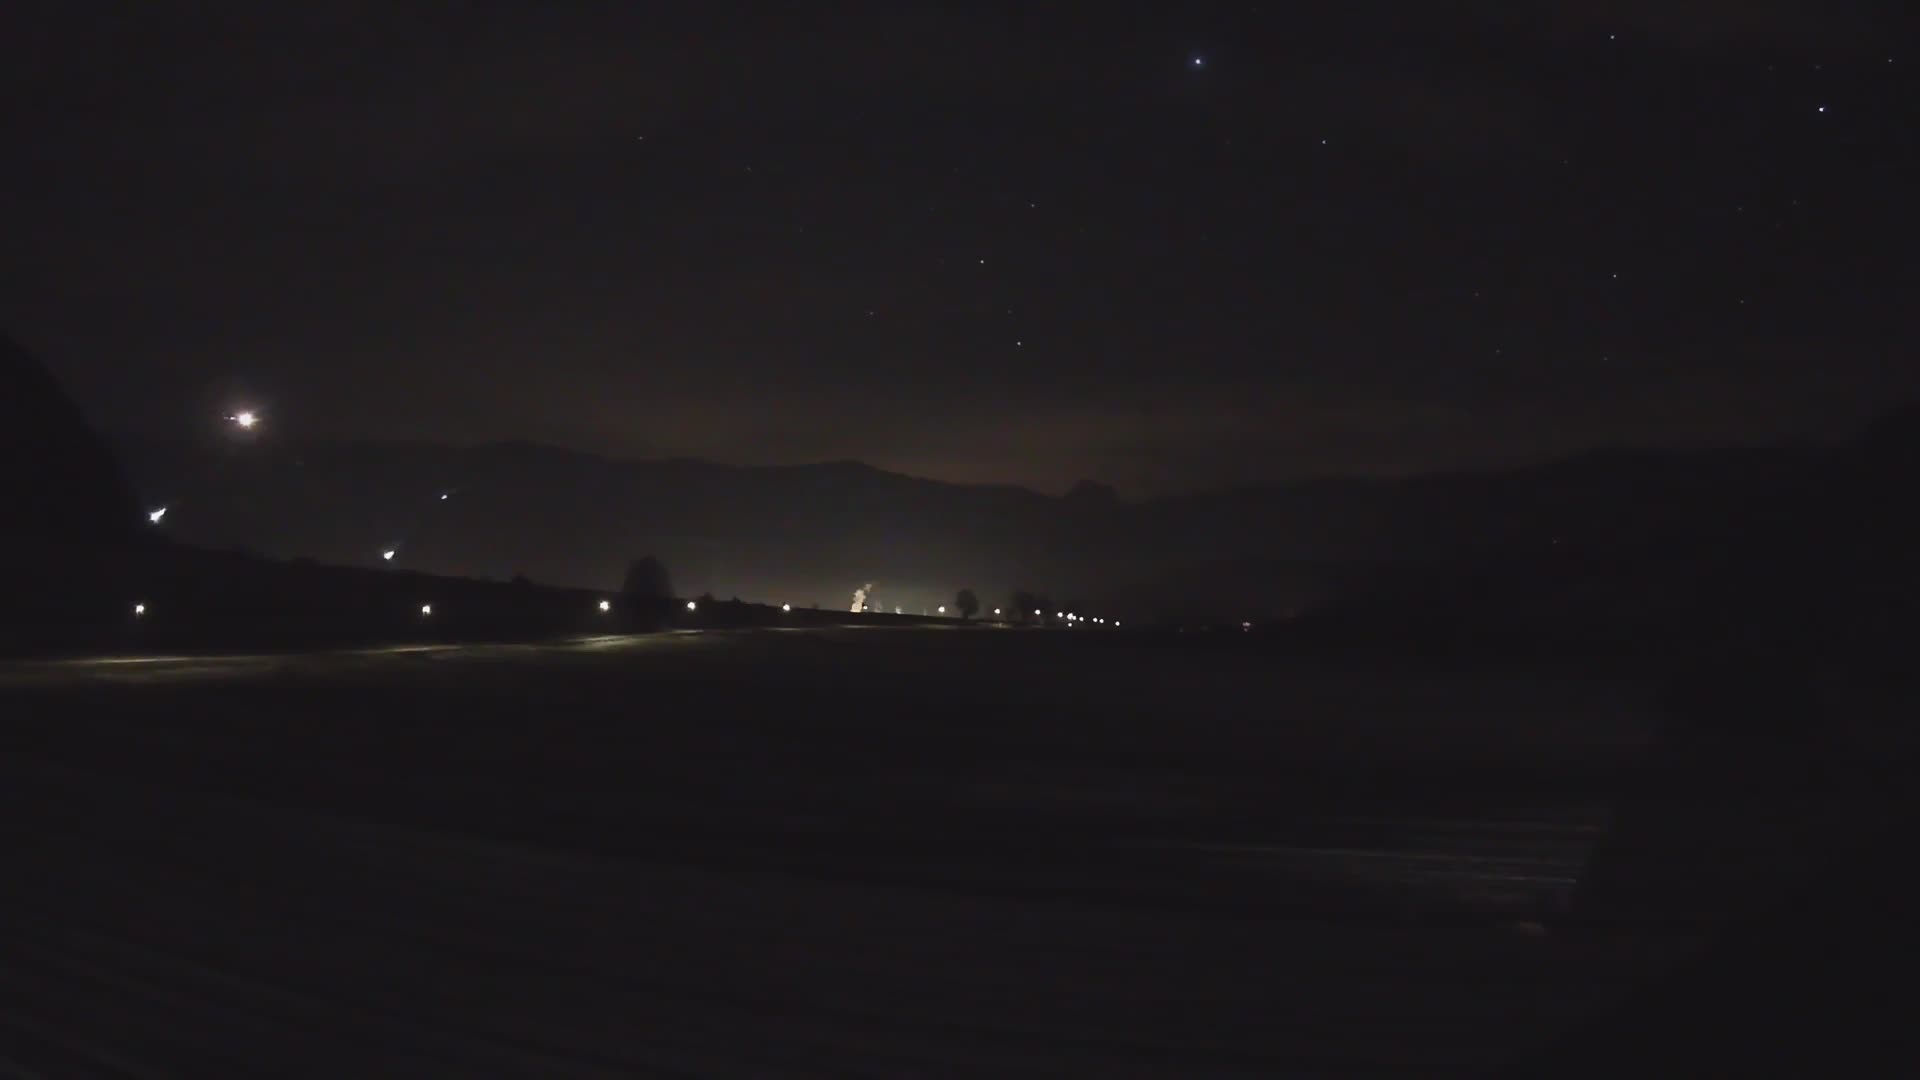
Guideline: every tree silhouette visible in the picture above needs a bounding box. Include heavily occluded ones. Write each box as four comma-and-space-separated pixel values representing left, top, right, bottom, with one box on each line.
955, 587, 980, 620
622, 555, 671, 599
1009, 590, 1038, 622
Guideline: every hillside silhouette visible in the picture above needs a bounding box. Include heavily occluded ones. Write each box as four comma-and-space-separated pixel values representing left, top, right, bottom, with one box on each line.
114, 428, 1835, 626
1, 331, 151, 644
1, 331, 142, 545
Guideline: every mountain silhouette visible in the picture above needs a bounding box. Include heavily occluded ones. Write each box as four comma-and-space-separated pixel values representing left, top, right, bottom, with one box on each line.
110, 427, 1843, 624
1, 330, 150, 642
1, 331, 141, 545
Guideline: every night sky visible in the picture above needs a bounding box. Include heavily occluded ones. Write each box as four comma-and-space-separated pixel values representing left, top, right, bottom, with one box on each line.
3, 1, 1912, 495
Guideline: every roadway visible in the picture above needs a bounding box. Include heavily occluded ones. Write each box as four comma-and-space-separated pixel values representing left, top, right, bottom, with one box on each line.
1, 627, 1692, 1075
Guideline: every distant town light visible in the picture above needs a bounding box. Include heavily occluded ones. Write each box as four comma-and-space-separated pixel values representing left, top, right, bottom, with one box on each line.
686, 600, 697, 611
420, 604, 433, 616
782, 603, 792, 612
598, 599, 611, 612
133, 602, 146, 617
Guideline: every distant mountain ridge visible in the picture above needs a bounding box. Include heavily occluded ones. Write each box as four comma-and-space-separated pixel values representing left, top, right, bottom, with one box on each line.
108, 430, 1838, 620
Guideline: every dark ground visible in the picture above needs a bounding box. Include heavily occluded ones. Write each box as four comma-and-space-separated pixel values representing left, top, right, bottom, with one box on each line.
0, 626, 1851, 1075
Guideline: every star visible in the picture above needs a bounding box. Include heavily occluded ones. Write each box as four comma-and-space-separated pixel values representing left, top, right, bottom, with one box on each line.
1191, 56, 1205, 68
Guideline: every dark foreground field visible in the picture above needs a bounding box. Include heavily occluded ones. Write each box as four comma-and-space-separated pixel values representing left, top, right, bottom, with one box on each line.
2, 628, 1746, 1075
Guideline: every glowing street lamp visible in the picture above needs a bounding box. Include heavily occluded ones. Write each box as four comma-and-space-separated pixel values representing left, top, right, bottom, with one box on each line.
228, 410, 259, 430
598, 599, 611, 612
420, 603, 433, 617
686, 600, 697, 612
993, 608, 1001, 616
937, 605, 946, 614
782, 603, 792, 612
147, 507, 167, 525
381, 549, 396, 562
133, 602, 146, 617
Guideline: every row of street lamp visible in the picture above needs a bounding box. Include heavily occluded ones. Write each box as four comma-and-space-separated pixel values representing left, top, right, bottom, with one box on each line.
1033, 609, 1117, 628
